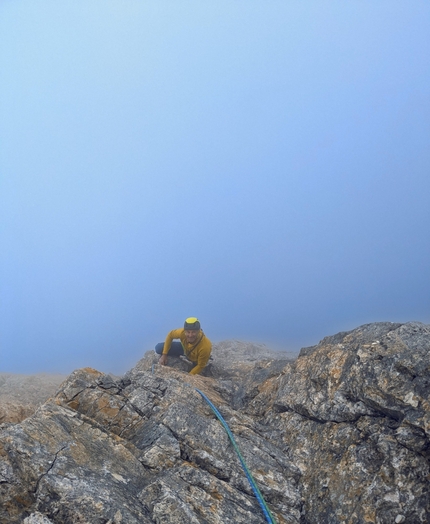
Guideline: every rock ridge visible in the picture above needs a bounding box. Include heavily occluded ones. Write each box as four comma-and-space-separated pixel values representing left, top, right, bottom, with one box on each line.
0, 323, 429, 523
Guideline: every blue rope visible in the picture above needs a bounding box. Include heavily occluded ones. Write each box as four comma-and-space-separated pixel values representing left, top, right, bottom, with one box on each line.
151, 366, 277, 522
195, 388, 277, 524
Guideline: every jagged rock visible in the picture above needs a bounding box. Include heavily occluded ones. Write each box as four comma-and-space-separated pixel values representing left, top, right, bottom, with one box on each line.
135, 340, 297, 409
0, 324, 429, 523
247, 321, 430, 523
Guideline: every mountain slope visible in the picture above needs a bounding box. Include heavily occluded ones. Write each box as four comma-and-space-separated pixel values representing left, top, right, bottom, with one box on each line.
0, 324, 428, 523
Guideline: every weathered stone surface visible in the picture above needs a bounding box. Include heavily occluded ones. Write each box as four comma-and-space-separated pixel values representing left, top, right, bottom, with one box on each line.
0, 324, 429, 523
23, 513, 54, 524
247, 322, 430, 523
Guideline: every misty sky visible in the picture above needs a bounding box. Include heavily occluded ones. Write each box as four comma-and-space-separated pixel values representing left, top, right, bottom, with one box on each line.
1, 1, 429, 375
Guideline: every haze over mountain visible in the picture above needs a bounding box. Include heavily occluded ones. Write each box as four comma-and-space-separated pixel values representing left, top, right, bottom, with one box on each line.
0, 372, 67, 423
1, 2, 429, 376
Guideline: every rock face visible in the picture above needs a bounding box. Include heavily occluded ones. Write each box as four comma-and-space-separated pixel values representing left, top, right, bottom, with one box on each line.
0, 323, 429, 524
0, 373, 67, 424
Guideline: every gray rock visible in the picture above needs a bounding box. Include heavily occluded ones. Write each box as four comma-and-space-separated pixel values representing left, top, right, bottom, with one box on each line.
248, 322, 430, 523
23, 513, 54, 524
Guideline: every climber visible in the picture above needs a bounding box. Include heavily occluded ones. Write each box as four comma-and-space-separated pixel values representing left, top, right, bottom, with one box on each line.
155, 317, 212, 375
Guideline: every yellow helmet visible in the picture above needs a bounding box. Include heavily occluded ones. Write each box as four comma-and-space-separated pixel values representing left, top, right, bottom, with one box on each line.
184, 317, 200, 331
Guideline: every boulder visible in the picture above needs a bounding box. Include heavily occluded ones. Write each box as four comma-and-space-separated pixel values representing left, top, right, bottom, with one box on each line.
247, 322, 430, 523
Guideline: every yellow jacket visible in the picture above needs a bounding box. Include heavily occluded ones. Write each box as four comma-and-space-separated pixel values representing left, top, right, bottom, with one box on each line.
163, 328, 212, 375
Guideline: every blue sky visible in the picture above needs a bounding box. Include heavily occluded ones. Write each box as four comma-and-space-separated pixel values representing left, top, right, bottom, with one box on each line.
1, 1, 429, 375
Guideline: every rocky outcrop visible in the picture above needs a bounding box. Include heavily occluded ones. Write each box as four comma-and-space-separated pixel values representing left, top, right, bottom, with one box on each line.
0, 373, 66, 424
0, 323, 429, 523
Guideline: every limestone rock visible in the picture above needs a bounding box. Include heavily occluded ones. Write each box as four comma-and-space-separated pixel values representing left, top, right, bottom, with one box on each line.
0, 324, 429, 523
